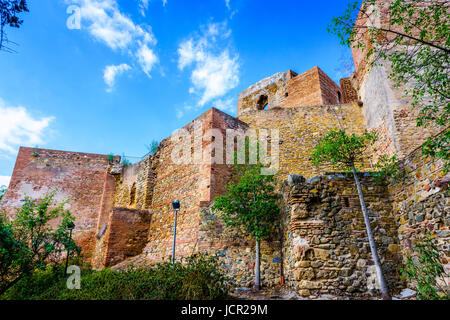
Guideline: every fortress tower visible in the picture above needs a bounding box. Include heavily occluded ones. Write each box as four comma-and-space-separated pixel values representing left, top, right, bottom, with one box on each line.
1, 65, 360, 268
1, 5, 448, 295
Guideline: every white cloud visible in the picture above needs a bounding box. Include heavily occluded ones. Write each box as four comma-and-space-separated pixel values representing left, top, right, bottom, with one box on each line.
136, 43, 158, 77
139, 0, 149, 16
177, 22, 239, 107
67, 0, 158, 80
0, 176, 11, 188
103, 63, 131, 91
0, 99, 54, 154
225, 0, 230, 10
176, 109, 184, 119
139, 0, 167, 17
213, 97, 235, 113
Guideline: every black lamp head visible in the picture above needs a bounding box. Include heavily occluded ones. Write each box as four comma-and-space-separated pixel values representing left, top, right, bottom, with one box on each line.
67, 221, 75, 230
172, 200, 180, 210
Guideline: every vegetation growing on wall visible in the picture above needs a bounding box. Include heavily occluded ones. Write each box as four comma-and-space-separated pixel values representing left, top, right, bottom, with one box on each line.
121, 153, 131, 166
146, 140, 159, 155
373, 154, 405, 185
312, 128, 392, 300
0, 186, 5, 201
401, 233, 449, 300
329, 0, 449, 172
107, 153, 115, 163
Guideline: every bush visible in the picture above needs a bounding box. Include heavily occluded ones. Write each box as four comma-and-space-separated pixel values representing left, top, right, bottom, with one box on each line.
1, 254, 229, 300
401, 233, 449, 300
0, 193, 79, 295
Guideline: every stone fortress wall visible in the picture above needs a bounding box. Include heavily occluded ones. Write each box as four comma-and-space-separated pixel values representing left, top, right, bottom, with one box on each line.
1, 0, 448, 298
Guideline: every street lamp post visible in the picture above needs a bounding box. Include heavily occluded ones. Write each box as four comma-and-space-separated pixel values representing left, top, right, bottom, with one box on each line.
64, 221, 75, 274
171, 200, 180, 265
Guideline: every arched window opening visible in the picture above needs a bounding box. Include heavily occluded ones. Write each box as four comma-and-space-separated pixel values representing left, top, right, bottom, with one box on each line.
256, 95, 269, 110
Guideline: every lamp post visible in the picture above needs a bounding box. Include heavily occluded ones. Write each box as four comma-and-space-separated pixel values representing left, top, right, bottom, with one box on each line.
171, 200, 180, 265
64, 221, 75, 274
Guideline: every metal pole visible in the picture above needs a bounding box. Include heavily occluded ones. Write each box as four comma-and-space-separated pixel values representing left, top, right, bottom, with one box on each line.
369, 158, 374, 171
64, 228, 72, 274
172, 209, 178, 265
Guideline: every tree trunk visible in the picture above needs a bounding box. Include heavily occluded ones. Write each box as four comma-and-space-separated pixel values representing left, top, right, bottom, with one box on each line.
254, 239, 261, 290
351, 165, 391, 300
279, 225, 285, 285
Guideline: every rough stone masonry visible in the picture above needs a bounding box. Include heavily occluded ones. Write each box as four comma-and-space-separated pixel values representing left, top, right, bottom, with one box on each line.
1, 2, 448, 298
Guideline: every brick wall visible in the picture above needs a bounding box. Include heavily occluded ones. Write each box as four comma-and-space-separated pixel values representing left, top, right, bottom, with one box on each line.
102, 207, 151, 267
317, 67, 342, 105
340, 78, 358, 103
238, 103, 369, 183
238, 67, 342, 116
388, 145, 449, 288
237, 70, 295, 116
0, 147, 119, 263
359, 62, 442, 164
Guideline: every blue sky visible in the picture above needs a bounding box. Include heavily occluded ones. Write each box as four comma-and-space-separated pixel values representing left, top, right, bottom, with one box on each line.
0, 0, 355, 186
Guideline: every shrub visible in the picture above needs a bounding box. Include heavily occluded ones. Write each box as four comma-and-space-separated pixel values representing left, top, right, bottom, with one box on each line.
121, 154, 131, 166
373, 154, 405, 185
1, 254, 229, 300
0, 186, 5, 201
106, 153, 115, 163
401, 233, 449, 300
0, 193, 79, 295
146, 140, 159, 155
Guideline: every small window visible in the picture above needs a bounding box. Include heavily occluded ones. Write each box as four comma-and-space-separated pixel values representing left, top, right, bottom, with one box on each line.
256, 95, 269, 110
343, 197, 350, 208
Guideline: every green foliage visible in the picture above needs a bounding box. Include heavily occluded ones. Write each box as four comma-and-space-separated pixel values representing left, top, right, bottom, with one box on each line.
146, 140, 159, 155
0, 193, 79, 295
211, 164, 280, 242
373, 154, 405, 185
0, 186, 5, 201
0, 0, 29, 52
329, 0, 449, 172
311, 129, 377, 171
401, 234, 449, 300
121, 154, 131, 166
1, 254, 229, 300
106, 153, 114, 163
422, 131, 450, 173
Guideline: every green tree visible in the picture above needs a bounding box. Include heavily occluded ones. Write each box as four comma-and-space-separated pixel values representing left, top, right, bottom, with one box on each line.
329, 0, 449, 172
401, 234, 449, 300
0, 193, 79, 295
211, 164, 280, 290
0, 0, 29, 53
311, 129, 392, 300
